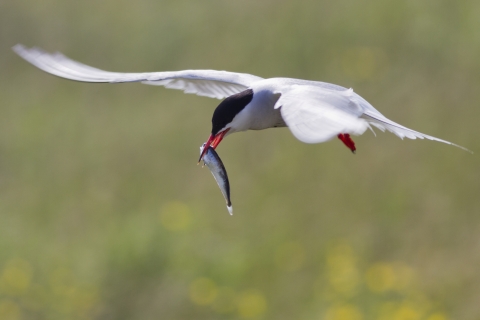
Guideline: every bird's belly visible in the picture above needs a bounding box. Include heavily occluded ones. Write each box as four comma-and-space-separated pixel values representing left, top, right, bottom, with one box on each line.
249, 107, 286, 130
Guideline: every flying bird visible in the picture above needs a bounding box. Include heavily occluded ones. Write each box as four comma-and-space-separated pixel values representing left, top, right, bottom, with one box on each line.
13, 44, 470, 160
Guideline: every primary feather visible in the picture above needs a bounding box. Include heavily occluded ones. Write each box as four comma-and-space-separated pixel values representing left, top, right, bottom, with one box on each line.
12, 44, 262, 99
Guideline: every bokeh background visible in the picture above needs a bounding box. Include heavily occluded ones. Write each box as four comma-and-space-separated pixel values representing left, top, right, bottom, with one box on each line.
1, 0, 480, 319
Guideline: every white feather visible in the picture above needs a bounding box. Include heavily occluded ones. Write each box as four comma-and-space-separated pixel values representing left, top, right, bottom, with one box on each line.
273, 85, 368, 143
13, 44, 262, 99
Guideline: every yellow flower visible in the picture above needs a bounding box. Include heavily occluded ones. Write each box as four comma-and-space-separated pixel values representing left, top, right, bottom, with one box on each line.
325, 242, 359, 296
189, 278, 218, 306
426, 313, 448, 320
392, 304, 421, 320
0, 258, 32, 296
365, 263, 396, 293
324, 304, 363, 320
236, 290, 267, 318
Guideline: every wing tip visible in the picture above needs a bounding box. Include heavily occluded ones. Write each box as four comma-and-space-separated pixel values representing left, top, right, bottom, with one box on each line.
13, 44, 47, 59
448, 142, 473, 154
421, 134, 472, 153
12, 43, 25, 53
12, 44, 31, 59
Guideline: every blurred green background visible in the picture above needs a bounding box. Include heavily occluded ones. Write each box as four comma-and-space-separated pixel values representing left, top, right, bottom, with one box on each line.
1, 0, 479, 319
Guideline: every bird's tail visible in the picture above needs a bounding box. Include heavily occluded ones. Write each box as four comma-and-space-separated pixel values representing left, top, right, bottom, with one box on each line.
361, 111, 472, 153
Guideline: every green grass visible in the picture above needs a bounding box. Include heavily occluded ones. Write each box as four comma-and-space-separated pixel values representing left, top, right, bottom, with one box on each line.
1, 0, 480, 319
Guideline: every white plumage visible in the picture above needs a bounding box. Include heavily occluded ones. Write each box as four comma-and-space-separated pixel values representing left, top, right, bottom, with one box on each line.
13, 44, 470, 153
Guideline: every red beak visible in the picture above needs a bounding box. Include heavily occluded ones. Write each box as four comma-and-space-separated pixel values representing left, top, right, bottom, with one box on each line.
198, 128, 230, 163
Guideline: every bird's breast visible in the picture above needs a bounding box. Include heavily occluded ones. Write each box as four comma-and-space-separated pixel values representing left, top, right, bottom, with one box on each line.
233, 89, 285, 131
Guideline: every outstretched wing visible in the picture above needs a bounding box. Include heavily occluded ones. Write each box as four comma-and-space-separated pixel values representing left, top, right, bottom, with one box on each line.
13, 45, 264, 99
273, 79, 471, 152
274, 85, 369, 144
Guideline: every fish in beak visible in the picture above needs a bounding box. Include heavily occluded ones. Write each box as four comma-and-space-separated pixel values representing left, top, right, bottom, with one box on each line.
198, 128, 230, 163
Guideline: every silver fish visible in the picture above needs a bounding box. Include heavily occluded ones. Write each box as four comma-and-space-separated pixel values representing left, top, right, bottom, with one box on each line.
200, 143, 233, 215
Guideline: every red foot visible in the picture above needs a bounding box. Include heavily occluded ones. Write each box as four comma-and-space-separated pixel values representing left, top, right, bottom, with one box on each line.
338, 133, 356, 154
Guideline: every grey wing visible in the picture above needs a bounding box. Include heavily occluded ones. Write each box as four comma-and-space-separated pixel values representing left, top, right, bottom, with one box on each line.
13, 44, 264, 99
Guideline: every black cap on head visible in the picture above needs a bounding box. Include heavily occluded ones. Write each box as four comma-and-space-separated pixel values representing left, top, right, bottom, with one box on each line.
211, 89, 254, 135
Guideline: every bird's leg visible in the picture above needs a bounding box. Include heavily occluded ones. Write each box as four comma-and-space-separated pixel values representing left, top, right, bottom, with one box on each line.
338, 133, 356, 154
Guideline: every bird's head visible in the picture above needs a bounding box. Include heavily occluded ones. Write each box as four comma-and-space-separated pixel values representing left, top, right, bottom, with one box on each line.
198, 89, 254, 162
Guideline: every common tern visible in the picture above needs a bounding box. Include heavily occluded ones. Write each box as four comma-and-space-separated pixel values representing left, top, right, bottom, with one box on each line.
13, 45, 470, 161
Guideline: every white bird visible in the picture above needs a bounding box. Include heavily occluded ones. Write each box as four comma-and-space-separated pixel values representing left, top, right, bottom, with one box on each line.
13, 44, 470, 160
